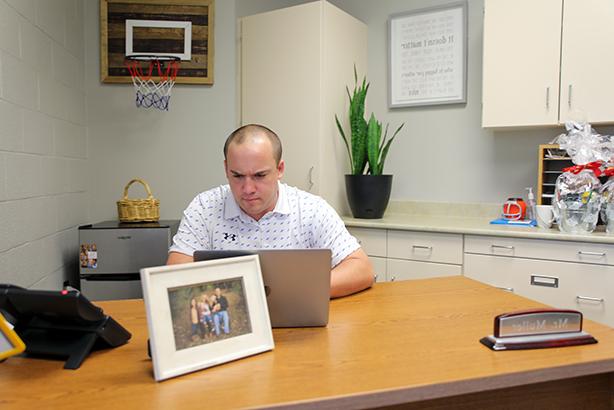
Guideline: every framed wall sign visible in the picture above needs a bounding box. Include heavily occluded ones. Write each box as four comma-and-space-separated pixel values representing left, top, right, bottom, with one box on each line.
388, 1, 467, 108
141, 255, 274, 381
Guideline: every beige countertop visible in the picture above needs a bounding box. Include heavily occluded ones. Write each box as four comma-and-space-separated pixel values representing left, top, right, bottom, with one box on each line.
342, 213, 614, 245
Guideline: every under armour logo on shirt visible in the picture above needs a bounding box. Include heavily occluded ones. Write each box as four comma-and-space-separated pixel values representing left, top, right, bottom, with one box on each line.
223, 233, 237, 242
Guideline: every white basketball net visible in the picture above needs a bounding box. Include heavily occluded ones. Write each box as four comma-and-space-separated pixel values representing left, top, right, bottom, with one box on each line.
126, 59, 179, 111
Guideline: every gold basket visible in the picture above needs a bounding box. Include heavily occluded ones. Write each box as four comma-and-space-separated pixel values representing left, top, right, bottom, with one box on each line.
116, 178, 160, 222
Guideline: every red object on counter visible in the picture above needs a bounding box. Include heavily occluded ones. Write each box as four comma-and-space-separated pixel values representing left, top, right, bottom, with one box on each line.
503, 198, 526, 220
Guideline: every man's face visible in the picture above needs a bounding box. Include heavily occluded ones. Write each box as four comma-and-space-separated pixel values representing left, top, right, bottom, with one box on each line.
224, 136, 284, 221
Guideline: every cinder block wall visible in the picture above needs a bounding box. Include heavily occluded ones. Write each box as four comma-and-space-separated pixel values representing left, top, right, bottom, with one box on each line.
0, 0, 87, 289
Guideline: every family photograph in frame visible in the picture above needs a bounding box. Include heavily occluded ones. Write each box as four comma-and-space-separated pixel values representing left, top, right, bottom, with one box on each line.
168, 277, 252, 350
141, 255, 274, 381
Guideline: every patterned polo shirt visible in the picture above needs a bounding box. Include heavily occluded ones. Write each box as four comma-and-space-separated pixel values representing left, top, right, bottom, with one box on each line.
169, 182, 360, 267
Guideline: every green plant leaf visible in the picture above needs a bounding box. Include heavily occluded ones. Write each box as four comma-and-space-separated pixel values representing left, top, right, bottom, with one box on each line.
379, 123, 390, 152
378, 123, 404, 173
349, 77, 369, 174
366, 113, 382, 175
335, 114, 353, 170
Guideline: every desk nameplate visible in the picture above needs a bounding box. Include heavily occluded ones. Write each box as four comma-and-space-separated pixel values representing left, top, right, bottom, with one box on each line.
481, 309, 598, 351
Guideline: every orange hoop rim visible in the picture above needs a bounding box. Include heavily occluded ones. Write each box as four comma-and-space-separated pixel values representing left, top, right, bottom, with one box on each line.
125, 55, 181, 81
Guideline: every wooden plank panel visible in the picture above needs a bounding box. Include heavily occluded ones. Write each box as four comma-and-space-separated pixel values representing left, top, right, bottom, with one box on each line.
100, 0, 213, 84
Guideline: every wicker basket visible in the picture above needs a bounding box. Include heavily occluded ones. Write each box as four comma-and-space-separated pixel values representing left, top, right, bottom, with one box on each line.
117, 178, 160, 222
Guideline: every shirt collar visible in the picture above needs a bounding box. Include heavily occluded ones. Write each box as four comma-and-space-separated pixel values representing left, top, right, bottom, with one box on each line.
223, 182, 290, 221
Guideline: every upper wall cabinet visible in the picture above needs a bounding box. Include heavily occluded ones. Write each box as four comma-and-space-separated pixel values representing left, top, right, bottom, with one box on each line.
240, 1, 367, 213
482, 0, 614, 128
559, 0, 614, 124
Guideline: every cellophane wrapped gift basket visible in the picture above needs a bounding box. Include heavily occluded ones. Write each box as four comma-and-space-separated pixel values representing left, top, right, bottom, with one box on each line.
553, 122, 614, 234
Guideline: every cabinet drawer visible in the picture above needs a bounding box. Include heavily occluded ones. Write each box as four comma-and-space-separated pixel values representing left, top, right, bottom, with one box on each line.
387, 259, 462, 282
347, 227, 386, 257
387, 230, 462, 264
464, 253, 613, 328
465, 235, 614, 266
370, 256, 387, 283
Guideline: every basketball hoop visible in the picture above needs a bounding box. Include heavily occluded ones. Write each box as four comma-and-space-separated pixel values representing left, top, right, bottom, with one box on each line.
125, 55, 180, 111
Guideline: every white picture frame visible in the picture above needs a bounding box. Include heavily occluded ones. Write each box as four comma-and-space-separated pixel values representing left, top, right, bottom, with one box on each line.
388, 1, 468, 108
141, 255, 274, 382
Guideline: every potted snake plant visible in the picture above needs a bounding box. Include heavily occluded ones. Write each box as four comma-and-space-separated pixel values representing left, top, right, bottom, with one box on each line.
335, 69, 404, 219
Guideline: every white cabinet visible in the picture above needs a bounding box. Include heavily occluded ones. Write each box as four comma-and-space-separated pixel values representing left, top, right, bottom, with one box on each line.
482, 0, 614, 127
348, 227, 386, 257
559, 0, 614, 124
240, 1, 367, 213
348, 227, 463, 282
464, 235, 614, 327
387, 230, 463, 265
386, 230, 462, 281
370, 257, 387, 283
482, 0, 562, 127
387, 259, 462, 282
348, 227, 387, 281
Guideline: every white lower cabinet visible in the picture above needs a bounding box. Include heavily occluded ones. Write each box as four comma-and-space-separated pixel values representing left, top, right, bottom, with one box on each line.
387, 259, 462, 281
371, 256, 387, 283
465, 252, 613, 328
349, 226, 613, 327
387, 230, 463, 265
348, 227, 463, 282
348, 227, 387, 257
347, 227, 387, 282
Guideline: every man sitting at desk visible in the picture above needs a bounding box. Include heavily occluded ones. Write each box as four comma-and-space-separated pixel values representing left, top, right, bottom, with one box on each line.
167, 124, 374, 298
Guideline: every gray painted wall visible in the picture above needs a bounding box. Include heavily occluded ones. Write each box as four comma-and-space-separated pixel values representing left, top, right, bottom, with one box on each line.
0, 0, 86, 289
85, 0, 238, 222
85, 0, 614, 219
242, 0, 614, 203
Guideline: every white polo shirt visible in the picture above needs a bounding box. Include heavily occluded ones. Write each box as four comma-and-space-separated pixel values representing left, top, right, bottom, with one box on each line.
169, 182, 360, 267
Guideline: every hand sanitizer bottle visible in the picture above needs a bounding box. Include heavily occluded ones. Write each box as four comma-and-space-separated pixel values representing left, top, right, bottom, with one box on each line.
526, 187, 537, 222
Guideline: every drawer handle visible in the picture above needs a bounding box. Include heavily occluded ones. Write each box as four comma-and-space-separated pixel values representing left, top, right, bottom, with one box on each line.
577, 251, 606, 257
491, 244, 514, 251
531, 275, 559, 288
495, 286, 514, 293
576, 295, 604, 303
412, 245, 432, 251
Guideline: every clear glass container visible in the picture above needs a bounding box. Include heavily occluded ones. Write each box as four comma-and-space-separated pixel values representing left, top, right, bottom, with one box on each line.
600, 178, 614, 234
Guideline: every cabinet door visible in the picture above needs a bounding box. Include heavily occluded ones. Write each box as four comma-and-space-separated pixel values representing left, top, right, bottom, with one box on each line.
560, 0, 614, 124
370, 256, 387, 283
482, 0, 562, 127
347, 227, 386, 257
241, 4, 320, 192
387, 259, 461, 282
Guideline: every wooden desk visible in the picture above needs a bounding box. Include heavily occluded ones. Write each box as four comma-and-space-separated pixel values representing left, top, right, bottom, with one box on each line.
1, 277, 613, 409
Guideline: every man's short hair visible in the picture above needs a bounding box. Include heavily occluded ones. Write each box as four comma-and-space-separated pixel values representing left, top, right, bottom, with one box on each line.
224, 124, 283, 164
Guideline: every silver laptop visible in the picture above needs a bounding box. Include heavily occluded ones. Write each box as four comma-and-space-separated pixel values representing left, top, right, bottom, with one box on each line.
194, 249, 331, 327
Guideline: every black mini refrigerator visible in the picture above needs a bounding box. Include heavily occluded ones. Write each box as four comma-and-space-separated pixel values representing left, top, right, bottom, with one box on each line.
78, 220, 179, 301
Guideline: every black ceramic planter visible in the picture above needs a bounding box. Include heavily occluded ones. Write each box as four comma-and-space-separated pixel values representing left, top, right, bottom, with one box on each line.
345, 174, 392, 219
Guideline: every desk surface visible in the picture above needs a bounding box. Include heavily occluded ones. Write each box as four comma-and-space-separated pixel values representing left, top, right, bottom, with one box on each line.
2, 277, 614, 409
